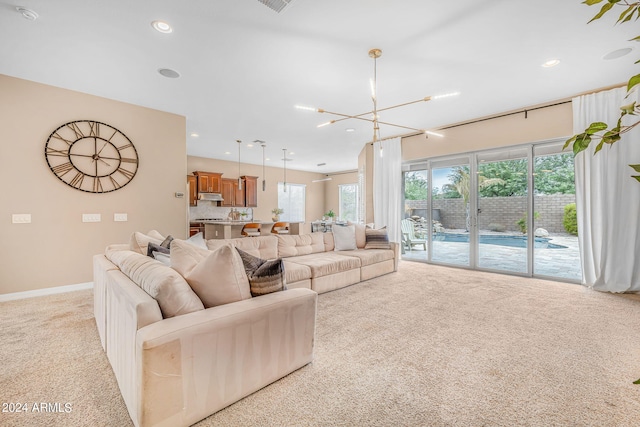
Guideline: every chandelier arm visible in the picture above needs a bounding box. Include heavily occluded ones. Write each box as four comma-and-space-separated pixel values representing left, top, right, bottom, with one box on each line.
317, 97, 431, 121
319, 110, 377, 123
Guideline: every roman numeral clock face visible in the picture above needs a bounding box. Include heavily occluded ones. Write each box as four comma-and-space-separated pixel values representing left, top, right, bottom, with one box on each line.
45, 120, 139, 193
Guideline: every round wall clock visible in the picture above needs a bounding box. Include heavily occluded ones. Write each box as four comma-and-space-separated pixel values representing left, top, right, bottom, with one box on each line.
44, 120, 139, 193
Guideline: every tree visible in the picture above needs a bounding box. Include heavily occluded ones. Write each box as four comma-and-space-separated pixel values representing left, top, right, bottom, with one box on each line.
564, 0, 640, 182
404, 171, 428, 200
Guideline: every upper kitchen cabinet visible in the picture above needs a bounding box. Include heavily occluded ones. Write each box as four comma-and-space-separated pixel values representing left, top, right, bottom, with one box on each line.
221, 178, 241, 207
193, 171, 222, 193
242, 176, 258, 207
187, 175, 197, 206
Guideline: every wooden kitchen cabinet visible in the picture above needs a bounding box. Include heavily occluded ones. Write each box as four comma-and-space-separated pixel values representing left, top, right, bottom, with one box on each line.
187, 175, 197, 206
221, 178, 238, 207
242, 176, 258, 207
193, 171, 222, 193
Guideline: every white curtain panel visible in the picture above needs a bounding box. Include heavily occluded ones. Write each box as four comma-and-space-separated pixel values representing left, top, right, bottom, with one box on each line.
573, 86, 640, 292
373, 138, 402, 243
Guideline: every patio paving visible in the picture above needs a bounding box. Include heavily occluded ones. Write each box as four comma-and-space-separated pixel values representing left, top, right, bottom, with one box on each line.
402, 232, 582, 281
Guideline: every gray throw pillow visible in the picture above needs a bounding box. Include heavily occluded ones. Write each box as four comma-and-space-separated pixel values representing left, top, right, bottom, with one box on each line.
236, 248, 287, 297
364, 226, 390, 249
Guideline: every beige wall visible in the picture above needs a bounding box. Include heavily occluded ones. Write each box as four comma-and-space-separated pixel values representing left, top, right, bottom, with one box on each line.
1, 75, 187, 295
402, 102, 573, 162
187, 156, 325, 234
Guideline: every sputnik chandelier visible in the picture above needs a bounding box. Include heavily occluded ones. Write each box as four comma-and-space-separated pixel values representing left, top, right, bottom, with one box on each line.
296, 48, 458, 155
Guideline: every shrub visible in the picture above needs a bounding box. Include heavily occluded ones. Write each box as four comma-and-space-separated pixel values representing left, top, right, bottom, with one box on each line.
488, 223, 506, 232
563, 203, 578, 235
516, 212, 540, 234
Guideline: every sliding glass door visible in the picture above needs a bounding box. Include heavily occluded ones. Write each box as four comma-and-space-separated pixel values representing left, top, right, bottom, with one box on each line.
401, 140, 582, 283
533, 144, 582, 281
430, 157, 471, 267
476, 148, 529, 274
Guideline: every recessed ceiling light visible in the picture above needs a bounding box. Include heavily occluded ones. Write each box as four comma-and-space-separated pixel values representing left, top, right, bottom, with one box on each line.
158, 68, 180, 78
16, 7, 38, 21
603, 47, 633, 60
266, 158, 270, 161
541, 59, 560, 68
152, 20, 173, 33
346, 128, 355, 132
247, 144, 254, 148
224, 151, 231, 155
289, 152, 295, 155
190, 132, 199, 137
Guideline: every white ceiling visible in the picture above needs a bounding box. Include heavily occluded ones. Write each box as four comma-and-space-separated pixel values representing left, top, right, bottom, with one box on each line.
0, 0, 636, 173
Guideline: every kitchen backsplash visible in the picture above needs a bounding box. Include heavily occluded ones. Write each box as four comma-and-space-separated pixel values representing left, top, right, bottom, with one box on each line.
189, 204, 253, 221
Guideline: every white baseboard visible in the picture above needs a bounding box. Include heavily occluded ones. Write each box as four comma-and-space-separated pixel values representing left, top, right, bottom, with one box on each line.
0, 282, 94, 302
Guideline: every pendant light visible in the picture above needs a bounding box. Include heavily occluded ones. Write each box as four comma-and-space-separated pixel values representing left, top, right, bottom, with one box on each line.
261, 141, 267, 191
236, 139, 242, 190
282, 148, 287, 192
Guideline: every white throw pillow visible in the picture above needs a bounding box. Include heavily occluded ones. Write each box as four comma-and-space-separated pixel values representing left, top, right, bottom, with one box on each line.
153, 251, 171, 266
170, 239, 251, 308
186, 232, 207, 249
129, 230, 165, 254
333, 224, 357, 251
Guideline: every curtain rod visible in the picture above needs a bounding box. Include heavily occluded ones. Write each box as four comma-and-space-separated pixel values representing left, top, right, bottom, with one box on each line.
439, 100, 572, 131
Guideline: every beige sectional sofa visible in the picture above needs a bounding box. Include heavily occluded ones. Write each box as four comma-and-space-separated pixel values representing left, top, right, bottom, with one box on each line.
94, 228, 398, 427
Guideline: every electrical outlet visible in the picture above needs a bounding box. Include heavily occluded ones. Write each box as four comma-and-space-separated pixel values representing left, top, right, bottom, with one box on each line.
114, 213, 128, 222
175, 192, 184, 198
12, 214, 31, 224
82, 214, 101, 223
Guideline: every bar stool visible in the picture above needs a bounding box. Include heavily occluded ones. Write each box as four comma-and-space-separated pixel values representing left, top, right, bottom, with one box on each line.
270, 222, 290, 235
241, 223, 261, 237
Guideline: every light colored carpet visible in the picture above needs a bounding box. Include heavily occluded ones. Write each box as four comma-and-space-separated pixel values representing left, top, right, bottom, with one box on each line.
2, 261, 640, 426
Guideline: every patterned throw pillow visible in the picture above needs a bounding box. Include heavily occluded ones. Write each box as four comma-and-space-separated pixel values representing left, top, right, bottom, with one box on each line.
236, 248, 287, 297
146, 235, 173, 257
364, 226, 390, 249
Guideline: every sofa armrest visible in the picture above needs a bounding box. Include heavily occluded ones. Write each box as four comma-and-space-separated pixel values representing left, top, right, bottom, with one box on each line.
390, 242, 400, 271
132, 288, 317, 427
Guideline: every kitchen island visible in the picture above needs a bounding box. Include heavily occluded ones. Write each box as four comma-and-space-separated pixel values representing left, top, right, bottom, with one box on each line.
201, 221, 302, 239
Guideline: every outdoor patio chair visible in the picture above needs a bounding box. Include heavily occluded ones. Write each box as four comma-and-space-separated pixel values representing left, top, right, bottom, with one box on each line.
401, 219, 427, 251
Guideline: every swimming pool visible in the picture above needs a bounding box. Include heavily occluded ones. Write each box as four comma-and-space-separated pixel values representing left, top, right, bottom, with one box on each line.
433, 233, 568, 249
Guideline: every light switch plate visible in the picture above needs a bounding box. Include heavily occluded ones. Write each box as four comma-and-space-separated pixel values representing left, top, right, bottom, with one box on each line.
175, 192, 184, 198
82, 213, 101, 223
114, 213, 128, 222
12, 214, 31, 224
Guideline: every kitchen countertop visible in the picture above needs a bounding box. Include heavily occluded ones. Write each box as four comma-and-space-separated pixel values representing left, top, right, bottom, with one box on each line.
191, 220, 303, 225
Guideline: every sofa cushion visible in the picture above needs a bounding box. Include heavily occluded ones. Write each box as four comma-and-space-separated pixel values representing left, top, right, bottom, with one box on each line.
208, 235, 278, 260
286, 252, 360, 277
277, 233, 325, 258
332, 224, 357, 251
129, 230, 165, 254
236, 248, 287, 297
282, 260, 312, 284
105, 249, 204, 318
170, 239, 251, 308
323, 232, 335, 252
347, 222, 367, 248
365, 226, 390, 249
337, 248, 394, 266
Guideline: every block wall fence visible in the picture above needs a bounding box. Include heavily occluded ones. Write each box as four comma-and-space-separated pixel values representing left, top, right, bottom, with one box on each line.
405, 194, 576, 233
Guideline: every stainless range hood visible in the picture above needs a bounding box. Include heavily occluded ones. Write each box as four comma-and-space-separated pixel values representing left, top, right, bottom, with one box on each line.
198, 193, 224, 202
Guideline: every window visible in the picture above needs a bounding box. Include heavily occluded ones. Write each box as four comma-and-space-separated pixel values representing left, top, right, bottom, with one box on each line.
278, 183, 306, 222
339, 183, 359, 222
